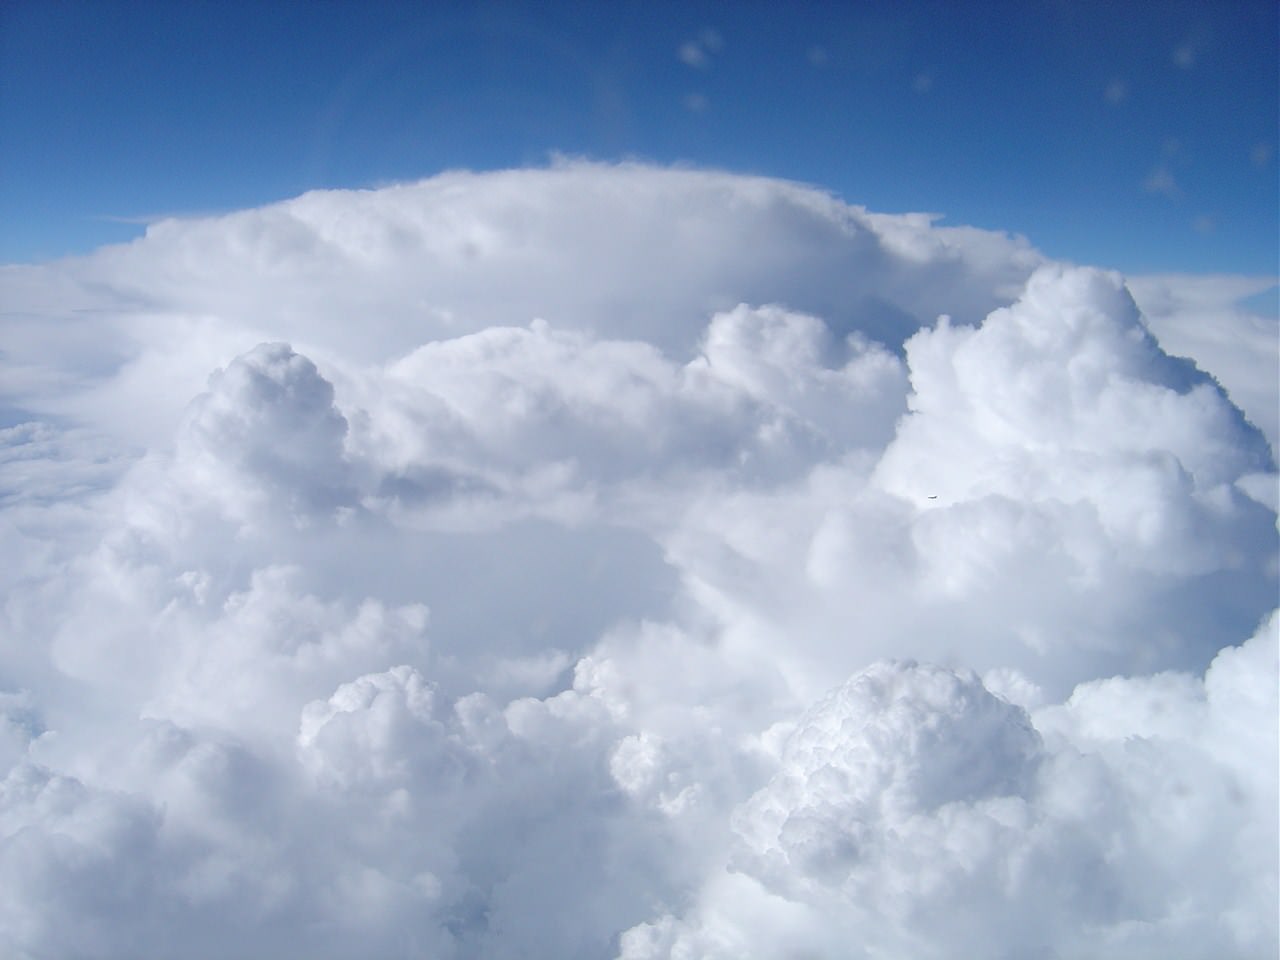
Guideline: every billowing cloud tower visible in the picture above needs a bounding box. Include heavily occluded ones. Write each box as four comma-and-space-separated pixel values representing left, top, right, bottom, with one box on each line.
1, 164, 1275, 959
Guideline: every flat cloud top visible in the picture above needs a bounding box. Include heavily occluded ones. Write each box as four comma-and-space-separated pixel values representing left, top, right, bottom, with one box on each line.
0, 162, 1275, 959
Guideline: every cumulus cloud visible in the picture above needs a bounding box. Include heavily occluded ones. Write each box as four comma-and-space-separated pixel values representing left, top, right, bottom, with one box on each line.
1128, 273, 1280, 455
621, 613, 1278, 959
0, 163, 1275, 958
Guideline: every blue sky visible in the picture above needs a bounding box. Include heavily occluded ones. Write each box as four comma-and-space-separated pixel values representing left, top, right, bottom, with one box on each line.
2, 0, 1276, 275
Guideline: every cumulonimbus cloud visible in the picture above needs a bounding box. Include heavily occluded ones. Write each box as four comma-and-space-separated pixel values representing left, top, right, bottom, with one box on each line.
0, 162, 1275, 958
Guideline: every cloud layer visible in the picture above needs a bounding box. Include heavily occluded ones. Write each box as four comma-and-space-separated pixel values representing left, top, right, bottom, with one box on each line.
1, 163, 1276, 958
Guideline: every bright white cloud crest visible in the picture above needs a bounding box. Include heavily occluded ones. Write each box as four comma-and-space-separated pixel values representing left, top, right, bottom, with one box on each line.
0, 163, 1276, 959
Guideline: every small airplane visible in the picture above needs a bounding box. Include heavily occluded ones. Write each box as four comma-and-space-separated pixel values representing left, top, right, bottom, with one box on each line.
927, 495, 938, 500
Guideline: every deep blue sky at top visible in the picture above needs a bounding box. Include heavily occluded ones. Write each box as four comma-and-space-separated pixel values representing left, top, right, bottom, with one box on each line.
2, 0, 1276, 275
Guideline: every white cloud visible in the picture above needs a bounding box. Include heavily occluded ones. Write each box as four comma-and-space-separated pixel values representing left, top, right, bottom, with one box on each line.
1173, 42, 1198, 69
0, 164, 1041, 452
1128, 273, 1280, 455
0, 163, 1275, 957
1104, 78, 1128, 104
1144, 165, 1180, 197
678, 29, 723, 70
678, 43, 709, 70
177, 342, 356, 524
681, 91, 709, 114
622, 612, 1278, 959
